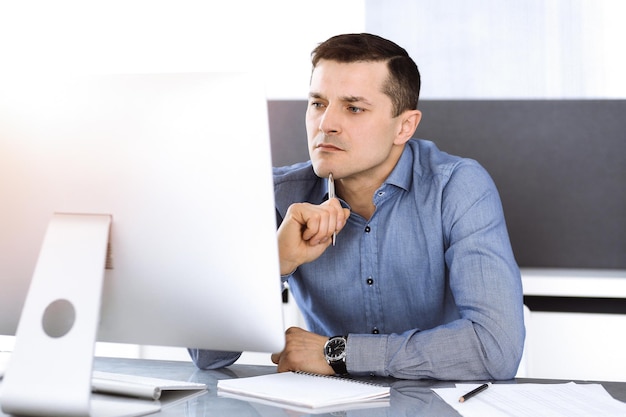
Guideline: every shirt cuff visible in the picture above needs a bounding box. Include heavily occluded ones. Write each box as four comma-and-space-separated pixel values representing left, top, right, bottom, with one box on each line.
345, 333, 388, 376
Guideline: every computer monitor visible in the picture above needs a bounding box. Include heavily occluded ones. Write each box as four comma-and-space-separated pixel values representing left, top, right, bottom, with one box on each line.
0, 73, 285, 415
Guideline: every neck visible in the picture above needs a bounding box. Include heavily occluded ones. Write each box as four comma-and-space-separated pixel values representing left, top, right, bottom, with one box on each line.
336, 181, 378, 220
334, 144, 405, 220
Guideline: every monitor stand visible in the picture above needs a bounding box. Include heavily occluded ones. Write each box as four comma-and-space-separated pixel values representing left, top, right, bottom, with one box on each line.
0, 214, 156, 417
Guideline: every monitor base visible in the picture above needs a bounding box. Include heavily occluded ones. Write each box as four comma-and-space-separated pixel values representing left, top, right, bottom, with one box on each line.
0, 214, 111, 416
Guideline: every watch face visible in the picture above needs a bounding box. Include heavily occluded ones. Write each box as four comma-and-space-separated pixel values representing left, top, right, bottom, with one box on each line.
324, 337, 346, 361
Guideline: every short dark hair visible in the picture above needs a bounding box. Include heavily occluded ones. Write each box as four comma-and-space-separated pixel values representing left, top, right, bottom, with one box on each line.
311, 33, 421, 117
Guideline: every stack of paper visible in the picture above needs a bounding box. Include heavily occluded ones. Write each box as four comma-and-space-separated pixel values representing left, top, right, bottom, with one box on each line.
433, 382, 626, 417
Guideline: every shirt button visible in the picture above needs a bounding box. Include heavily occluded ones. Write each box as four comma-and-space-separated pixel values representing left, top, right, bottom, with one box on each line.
364, 225, 371, 233
366, 277, 374, 285
372, 328, 379, 334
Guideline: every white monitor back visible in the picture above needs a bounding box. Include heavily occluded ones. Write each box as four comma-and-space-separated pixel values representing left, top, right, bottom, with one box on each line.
0, 73, 285, 354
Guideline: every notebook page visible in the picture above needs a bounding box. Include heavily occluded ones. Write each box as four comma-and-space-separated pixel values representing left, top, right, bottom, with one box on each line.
217, 371, 389, 409
433, 382, 626, 417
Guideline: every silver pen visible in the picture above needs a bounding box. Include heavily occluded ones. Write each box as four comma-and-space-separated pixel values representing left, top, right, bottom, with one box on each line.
328, 173, 336, 246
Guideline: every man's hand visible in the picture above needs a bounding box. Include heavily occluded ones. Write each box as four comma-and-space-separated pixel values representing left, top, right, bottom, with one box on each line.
277, 199, 350, 275
271, 327, 335, 375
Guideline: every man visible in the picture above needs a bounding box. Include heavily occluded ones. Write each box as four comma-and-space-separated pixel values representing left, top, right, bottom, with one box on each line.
190, 33, 525, 380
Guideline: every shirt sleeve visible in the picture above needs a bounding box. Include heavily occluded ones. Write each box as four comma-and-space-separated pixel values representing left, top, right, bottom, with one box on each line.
188, 348, 241, 370
346, 160, 525, 380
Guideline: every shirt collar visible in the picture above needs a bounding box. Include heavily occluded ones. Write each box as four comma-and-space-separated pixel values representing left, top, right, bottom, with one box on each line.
381, 144, 414, 192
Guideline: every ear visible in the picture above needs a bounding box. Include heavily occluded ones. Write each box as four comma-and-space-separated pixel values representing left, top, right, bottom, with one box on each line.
394, 110, 422, 145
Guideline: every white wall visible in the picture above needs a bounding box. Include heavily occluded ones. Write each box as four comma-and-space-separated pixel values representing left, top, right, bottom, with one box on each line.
0, 0, 365, 99
366, 0, 626, 99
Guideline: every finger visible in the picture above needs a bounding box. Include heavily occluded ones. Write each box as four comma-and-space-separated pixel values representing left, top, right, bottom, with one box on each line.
301, 210, 334, 245
301, 212, 327, 244
276, 357, 293, 373
338, 207, 351, 230
325, 198, 350, 230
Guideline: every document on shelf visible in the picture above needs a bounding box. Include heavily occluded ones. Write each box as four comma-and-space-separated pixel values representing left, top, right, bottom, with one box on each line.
217, 371, 390, 414
433, 382, 626, 417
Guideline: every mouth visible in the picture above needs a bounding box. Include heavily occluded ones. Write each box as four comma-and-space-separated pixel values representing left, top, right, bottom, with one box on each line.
315, 142, 342, 152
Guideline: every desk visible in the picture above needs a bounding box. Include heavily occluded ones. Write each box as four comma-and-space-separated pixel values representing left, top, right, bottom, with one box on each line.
3, 357, 626, 416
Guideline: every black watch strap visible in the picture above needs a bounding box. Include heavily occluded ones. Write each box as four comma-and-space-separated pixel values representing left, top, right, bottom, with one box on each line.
329, 357, 347, 375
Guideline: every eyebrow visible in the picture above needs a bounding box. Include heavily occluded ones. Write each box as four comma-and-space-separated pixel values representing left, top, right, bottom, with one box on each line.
309, 92, 373, 106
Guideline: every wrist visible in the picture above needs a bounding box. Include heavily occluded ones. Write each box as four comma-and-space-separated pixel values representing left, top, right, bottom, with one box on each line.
280, 262, 298, 276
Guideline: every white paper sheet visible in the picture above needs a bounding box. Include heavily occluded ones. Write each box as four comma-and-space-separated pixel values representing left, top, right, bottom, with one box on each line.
433, 382, 626, 417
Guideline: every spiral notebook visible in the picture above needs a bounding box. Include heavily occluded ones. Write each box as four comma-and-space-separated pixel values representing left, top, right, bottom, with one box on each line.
217, 371, 390, 413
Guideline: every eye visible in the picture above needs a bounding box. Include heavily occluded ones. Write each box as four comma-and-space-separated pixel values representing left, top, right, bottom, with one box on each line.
310, 101, 326, 110
347, 106, 364, 114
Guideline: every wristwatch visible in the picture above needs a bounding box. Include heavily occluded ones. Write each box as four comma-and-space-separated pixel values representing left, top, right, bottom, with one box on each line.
323, 335, 348, 375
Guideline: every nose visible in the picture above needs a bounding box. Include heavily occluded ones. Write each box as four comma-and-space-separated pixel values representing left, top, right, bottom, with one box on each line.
318, 105, 340, 135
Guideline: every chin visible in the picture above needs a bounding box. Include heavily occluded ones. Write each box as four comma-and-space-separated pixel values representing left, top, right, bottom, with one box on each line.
312, 165, 337, 180
310, 153, 341, 179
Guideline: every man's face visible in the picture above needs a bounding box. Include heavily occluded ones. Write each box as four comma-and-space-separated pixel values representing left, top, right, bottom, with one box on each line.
306, 59, 405, 182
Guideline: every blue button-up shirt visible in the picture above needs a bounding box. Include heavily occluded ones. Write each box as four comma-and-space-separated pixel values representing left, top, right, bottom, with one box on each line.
190, 139, 525, 380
